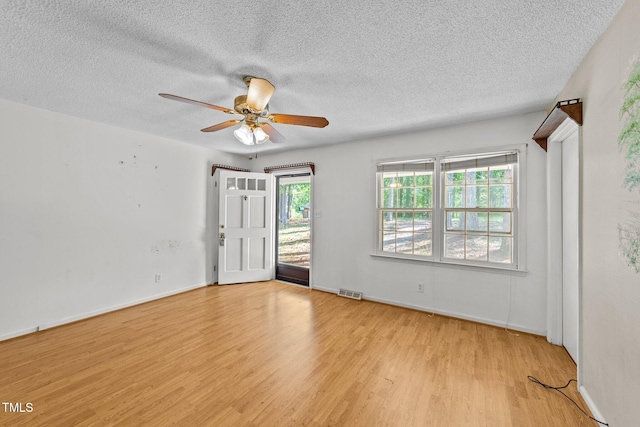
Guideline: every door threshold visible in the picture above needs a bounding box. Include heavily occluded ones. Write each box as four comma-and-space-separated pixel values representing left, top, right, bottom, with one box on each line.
275, 279, 311, 288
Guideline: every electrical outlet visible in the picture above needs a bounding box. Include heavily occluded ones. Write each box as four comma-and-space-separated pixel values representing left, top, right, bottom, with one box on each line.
417, 283, 424, 293
155, 274, 162, 283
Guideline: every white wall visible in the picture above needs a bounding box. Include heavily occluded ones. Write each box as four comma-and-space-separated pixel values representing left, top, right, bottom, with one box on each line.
0, 98, 245, 340
554, 0, 640, 425
250, 111, 548, 334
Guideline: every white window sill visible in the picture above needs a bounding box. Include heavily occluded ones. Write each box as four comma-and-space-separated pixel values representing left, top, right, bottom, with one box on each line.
370, 252, 527, 275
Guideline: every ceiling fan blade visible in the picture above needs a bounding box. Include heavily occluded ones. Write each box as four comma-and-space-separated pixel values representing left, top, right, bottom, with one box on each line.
260, 123, 286, 144
269, 114, 329, 128
246, 78, 275, 112
159, 93, 238, 115
201, 120, 242, 133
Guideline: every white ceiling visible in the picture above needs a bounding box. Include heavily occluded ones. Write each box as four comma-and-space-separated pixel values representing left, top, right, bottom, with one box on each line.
0, 1, 626, 155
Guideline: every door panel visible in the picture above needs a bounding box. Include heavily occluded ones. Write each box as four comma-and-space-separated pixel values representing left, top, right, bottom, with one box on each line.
225, 195, 243, 228
249, 238, 266, 269
225, 238, 243, 271
218, 170, 274, 285
249, 196, 266, 228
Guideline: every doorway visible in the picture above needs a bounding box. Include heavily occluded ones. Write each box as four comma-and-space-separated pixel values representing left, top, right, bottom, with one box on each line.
546, 119, 581, 373
562, 128, 579, 363
275, 174, 311, 286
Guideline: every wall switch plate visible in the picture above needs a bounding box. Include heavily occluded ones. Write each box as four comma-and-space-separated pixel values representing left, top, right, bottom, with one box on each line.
417, 283, 424, 293
155, 274, 162, 283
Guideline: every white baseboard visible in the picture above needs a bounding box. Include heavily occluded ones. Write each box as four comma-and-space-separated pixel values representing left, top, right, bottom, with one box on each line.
312, 286, 545, 336
579, 385, 607, 426
0, 326, 39, 342
1, 283, 207, 341
311, 285, 336, 294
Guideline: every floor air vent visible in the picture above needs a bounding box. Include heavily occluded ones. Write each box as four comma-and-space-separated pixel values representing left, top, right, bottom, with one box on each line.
338, 288, 363, 300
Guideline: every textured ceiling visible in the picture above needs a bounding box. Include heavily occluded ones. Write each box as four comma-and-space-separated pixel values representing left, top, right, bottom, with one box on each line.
0, 0, 626, 155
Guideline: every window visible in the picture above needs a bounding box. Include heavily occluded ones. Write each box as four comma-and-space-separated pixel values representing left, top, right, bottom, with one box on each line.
377, 160, 434, 256
441, 152, 517, 265
376, 148, 523, 270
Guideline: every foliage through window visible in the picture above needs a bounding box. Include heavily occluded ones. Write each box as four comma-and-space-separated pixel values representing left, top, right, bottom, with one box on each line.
376, 150, 521, 269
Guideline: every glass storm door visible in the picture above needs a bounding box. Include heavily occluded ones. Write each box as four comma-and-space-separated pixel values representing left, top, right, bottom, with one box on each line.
218, 170, 274, 285
276, 174, 311, 286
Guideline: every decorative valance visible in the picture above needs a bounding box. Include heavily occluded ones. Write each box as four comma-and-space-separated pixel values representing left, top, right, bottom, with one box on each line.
264, 162, 315, 175
532, 99, 583, 151
211, 164, 251, 176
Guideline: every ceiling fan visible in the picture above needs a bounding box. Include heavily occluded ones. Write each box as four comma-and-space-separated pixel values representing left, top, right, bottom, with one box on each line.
159, 76, 329, 146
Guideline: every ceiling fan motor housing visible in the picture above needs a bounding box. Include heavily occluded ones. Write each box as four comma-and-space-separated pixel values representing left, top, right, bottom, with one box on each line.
234, 95, 249, 115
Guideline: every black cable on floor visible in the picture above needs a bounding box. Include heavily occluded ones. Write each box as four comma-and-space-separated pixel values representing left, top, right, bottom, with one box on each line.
527, 376, 609, 426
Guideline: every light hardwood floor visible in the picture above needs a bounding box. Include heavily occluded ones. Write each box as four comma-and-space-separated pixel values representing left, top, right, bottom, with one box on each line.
1, 281, 593, 426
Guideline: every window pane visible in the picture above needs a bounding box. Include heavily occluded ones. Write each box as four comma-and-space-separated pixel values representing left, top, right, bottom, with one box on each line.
416, 173, 432, 186
445, 171, 465, 185
383, 172, 397, 187
396, 233, 413, 254
416, 187, 432, 208
414, 211, 432, 232
397, 172, 414, 187
489, 237, 512, 263
445, 186, 464, 208
465, 185, 488, 208
466, 212, 488, 233
414, 233, 432, 256
489, 212, 511, 234
238, 178, 247, 190
489, 185, 512, 208
381, 188, 397, 208
226, 177, 236, 190
398, 188, 414, 208
446, 211, 464, 232
383, 231, 396, 252
489, 166, 513, 184
444, 234, 464, 259
465, 236, 488, 261
397, 211, 413, 231
381, 211, 396, 230
466, 168, 488, 185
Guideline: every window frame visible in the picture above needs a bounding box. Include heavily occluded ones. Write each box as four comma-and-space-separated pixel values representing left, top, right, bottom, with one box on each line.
376, 159, 436, 260
374, 144, 527, 272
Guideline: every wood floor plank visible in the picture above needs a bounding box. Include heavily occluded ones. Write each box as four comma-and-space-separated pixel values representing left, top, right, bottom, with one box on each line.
0, 281, 594, 426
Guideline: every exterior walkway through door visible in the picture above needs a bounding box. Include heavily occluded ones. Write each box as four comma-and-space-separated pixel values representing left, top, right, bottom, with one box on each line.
276, 174, 311, 286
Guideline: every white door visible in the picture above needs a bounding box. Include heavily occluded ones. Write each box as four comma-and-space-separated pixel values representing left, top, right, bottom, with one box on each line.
562, 130, 579, 362
218, 170, 274, 285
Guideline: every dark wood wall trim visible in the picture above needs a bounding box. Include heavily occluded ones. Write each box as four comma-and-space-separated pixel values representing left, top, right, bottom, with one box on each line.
264, 162, 315, 175
211, 164, 251, 176
532, 99, 583, 151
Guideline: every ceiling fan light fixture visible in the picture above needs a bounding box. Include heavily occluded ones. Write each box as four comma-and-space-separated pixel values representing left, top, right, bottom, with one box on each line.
234, 124, 254, 145
253, 127, 269, 144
